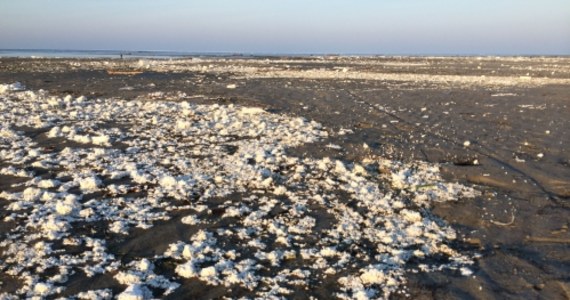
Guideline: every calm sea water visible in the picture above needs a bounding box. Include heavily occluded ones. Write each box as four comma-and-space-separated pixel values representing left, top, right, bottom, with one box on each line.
1, 49, 563, 59
0, 49, 253, 59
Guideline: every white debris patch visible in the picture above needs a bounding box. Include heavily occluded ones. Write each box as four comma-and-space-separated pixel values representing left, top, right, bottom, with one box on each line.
0, 83, 479, 299
114, 259, 179, 297
0, 81, 25, 94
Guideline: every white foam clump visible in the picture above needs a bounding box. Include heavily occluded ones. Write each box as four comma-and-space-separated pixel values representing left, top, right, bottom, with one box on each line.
55, 194, 80, 216
79, 176, 102, 192
138, 258, 153, 272
181, 215, 199, 225
33, 282, 53, 296
114, 259, 179, 297
92, 135, 111, 146
0, 84, 479, 299
0, 82, 25, 94
117, 284, 147, 300
240, 107, 265, 114
76, 289, 113, 300
159, 175, 178, 189
38, 179, 61, 188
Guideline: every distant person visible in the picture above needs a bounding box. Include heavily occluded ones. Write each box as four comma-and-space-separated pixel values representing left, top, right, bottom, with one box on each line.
120, 54, 123, 59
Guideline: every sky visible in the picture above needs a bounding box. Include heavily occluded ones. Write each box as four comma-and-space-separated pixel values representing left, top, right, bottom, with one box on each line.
1, 0, 569, 55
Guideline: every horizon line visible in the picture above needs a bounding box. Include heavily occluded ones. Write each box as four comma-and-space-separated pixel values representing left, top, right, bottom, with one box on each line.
1, 48, 569, 58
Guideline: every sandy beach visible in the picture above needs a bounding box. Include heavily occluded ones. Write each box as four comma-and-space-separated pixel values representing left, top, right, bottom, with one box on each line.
1, 56, 569, 299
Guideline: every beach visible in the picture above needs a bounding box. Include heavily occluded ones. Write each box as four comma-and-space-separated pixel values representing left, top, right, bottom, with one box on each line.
1, 56, 569, 299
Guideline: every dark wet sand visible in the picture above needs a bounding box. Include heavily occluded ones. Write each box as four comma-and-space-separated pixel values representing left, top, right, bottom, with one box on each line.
1, 57, 569, 299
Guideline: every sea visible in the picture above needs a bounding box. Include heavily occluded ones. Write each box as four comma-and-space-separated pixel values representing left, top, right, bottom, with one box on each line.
2, 49, 560, 59
0, 49, 258, 59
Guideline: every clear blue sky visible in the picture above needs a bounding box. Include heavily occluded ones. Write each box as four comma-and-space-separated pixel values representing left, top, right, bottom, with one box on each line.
1, 0, 569, 55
